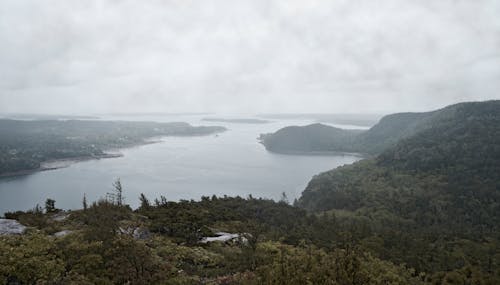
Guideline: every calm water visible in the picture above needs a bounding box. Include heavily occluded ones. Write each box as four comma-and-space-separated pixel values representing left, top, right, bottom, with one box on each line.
0, 115, 365, 214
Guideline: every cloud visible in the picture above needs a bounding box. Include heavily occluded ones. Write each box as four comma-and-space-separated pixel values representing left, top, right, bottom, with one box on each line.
1, 0, 499, 114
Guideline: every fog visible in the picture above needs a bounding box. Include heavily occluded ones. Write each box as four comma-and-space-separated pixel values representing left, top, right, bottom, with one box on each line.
1, 0, 499, 115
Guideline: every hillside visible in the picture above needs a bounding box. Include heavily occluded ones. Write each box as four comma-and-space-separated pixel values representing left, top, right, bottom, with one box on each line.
259, 112, 431, 154
1, 195, 424, 284
261, 101, 500, 155
259, 123, 361, 154
299, 100, 500, 225
377, 101, 500, 174
2, 185, 498, 284
296, 101, 500, 277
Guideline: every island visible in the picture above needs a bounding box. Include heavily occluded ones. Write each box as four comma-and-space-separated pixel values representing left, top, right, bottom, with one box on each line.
0, 119, 226, 176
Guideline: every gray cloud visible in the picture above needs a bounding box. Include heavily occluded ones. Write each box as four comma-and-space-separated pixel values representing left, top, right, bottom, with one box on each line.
1, 0, 499, 115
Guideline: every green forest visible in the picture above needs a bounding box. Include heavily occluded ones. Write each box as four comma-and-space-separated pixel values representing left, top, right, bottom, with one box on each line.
0, 193, 457, 284
260, 100, 500, 155
1, 189, 498, 284
1, 101, 499, 284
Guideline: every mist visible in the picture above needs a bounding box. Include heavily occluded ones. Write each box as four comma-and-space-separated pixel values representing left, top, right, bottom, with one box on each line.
1, 0, 499, 115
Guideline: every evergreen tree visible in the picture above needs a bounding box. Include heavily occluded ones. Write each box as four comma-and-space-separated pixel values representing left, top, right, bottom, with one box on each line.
45, 199, 56, 213
139, 193, 150, 209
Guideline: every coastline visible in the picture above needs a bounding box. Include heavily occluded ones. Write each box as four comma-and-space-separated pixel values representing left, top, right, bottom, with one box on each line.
257, 141, 368, 158
0, 139, 163, 179
0, 153, 124, 178
0, 129, 225, 179
266, 149, 367, 158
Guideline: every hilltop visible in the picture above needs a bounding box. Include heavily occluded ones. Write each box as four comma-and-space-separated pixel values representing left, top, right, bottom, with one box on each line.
260, 101, 500, 155
0, 195, 424, 284
258, 123, 361, 154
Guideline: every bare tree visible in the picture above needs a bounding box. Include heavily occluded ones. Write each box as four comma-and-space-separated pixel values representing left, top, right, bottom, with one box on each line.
108, 178, 125, 206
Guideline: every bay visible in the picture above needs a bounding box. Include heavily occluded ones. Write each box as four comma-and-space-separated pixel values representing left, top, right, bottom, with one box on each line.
0, 115, 365, 214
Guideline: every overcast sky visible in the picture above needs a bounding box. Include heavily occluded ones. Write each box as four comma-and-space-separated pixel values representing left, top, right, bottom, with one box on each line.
0, 0, 499, 115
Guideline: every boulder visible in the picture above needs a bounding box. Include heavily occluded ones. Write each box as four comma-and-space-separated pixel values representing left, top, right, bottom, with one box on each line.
0, 219, 27, 235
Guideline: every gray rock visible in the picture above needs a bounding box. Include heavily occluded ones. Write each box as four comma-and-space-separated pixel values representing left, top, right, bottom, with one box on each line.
200, 232, 248, 243
133, 227, 151, 240
119, 226, 151, 240
52, 212, 70, 222
53, 230, 73, 237
0, 219, 27, 235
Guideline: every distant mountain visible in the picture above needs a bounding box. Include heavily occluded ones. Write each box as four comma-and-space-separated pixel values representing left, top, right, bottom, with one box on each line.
260, 100, 500, 155
259, 113, 429, 155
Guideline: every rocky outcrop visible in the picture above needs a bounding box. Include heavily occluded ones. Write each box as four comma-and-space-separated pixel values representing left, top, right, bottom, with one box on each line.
0, 219, 27, 235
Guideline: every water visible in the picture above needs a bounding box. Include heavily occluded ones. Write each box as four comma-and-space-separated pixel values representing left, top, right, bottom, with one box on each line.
0, 115, 365, 214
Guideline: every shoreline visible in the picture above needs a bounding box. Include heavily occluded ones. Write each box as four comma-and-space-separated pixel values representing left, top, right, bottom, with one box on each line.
257, 141, 368, 158
261, 146, 367, 158
268, 150, 367, 158
0, 130, 225, 179
0, 140, 163, 178
0, 153, 124, 178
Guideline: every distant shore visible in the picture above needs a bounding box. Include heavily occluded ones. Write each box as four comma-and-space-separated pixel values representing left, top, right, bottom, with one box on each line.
0, 139, 166, 178
0, 130, 225, 179
0, 119, 226, 179
0, 153, 124, 178
0, 138, 168, 178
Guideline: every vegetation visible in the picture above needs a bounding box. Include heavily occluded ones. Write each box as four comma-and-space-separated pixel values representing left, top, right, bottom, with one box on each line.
260, 100, 500, 155
297, 100, 500, 281
3, 188, 497, 284
259, 123, 362, 154
0, 119, 225, 176
1, 194, 427, 284
1, 100, 499, 284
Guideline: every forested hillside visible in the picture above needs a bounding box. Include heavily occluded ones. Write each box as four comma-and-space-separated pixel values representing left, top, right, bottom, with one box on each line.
2, 188, 498, 284
297, 101, 500, 281
261, 101, 500, 155
258, 123, 361, 154
0, 194, 439, 284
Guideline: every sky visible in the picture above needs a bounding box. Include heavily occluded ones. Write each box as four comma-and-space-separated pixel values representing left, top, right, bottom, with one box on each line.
0, 0, 499, 115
